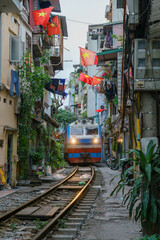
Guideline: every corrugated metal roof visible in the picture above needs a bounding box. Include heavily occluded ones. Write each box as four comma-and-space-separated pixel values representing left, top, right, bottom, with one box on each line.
97, 48, 123, 65
103, 21, 123, 26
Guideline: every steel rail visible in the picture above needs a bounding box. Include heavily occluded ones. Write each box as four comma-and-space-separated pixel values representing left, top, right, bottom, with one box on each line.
0, 166, 78, 223
33, 165, 95, 240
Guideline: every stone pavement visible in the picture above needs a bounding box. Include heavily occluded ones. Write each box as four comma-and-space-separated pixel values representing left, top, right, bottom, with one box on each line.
77, 166, 142, 240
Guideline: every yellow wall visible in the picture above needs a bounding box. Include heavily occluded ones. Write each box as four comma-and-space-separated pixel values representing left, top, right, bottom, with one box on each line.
1, 13, 19, 88
0, 13, 20, 186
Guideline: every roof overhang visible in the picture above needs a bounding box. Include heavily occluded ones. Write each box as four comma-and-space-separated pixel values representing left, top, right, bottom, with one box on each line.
0, 0, 21, 13
44, 113, 60, 128
97, 48, 123, 65
51, 14, 68, 37
39, 0, 61, 12
59, 15, 68, 37
103, 21, 123, 34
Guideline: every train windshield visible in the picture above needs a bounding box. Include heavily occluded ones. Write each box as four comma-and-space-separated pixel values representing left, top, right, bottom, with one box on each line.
70, 127, 84, 135
86, 127, 98, 135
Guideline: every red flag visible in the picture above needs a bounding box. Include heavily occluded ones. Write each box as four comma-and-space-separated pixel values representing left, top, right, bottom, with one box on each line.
33, 7, 53, 27
92, 76, 103, 86
79, 47, 97, 66
47, 16, 61, 36
96, 87, 99, 93
96, 109, 104, 113
94, 55, 98, 65
55, 132, 59, 139
78, 72, 93, 85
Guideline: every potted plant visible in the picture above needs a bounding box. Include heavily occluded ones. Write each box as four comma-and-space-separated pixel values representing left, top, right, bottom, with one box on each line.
29, 150, 43, 171
111, 140, 160, 236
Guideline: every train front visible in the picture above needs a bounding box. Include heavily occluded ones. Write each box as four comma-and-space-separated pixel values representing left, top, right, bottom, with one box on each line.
67, 120, 101, 164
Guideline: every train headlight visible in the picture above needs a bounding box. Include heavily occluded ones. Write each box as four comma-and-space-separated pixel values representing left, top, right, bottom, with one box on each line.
93, 138, 98, 144
71, 137, 76, 144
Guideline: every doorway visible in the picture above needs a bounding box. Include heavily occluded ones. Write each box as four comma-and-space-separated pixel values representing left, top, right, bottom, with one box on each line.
7, 134, 13, 184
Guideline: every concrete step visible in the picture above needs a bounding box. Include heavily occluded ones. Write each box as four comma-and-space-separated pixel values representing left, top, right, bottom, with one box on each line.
58, 228, 77, 234
74, 209, 90, 213
70, 212, 88, 218
53, 234, 73, 240
67, 217, 84, 223
65, 222, 82, 229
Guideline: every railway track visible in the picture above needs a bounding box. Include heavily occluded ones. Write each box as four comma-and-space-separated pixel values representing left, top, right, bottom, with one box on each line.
0, 166, 103, 240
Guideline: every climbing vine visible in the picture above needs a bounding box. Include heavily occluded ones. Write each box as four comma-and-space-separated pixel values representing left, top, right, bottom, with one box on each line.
18, 52, 51, 178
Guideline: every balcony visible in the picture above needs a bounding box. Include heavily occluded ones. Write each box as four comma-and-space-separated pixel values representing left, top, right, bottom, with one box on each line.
50, 36, 63, 70
33, 26, 43, 58
0, 0, 21, 13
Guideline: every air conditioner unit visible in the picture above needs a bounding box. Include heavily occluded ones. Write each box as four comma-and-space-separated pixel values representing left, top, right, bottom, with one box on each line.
133, 39, 160, 90
127, 0, 139, 25
10, 36, 24, 63
14, 97, 21, 115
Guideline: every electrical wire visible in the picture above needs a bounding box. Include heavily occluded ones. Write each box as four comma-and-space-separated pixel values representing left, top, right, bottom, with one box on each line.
67, 19, 94, 25
138, 1, 151, 19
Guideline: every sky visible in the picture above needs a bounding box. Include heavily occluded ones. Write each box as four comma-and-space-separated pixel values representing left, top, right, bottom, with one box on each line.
56, 0, 109, 80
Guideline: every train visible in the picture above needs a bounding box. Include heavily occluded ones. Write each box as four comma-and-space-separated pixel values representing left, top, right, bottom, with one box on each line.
64, 119, 101, 164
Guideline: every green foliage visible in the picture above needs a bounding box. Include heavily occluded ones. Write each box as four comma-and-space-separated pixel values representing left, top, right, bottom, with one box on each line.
18, 51, 51, 177
49, 141, 66, 170
56, 109, 77, 125
11, 223, 17, 230
112, 140, 118, 152
29, 150, 43, 165
57, 219, 66, 228
82, 110, 87, 119
135, 235, 160, 240
111, 141, 160, 235
112, 34, 123, 46
33, 218, 48, 230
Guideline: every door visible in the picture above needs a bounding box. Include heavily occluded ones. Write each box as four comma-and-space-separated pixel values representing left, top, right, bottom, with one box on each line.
7, 134, 13, 184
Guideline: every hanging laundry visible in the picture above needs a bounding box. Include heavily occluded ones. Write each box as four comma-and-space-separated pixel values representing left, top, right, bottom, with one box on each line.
10, 70, 21, 97
105, 81, 117, 101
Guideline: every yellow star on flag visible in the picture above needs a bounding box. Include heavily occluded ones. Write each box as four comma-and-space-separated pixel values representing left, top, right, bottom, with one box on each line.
50, 23, 56, 27
84, 75, 89, 78
38, 12, 47, 17
82, 52, 90, 59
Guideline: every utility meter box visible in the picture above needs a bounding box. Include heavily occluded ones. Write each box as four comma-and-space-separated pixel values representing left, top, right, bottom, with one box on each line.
133, 39, 160, 91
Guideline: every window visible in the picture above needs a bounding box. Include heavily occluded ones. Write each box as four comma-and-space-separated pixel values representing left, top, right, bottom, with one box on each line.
138, 59, 146, 67
86, 127, 98, 135
138, 40, 146, 49
152, 41, 160, 49
70, 127, 83, 135
153, 59, 160, 67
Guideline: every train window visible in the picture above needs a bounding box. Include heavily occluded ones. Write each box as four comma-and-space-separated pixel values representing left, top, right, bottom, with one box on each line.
86, 127, 98, 135
71, 127, 83, 135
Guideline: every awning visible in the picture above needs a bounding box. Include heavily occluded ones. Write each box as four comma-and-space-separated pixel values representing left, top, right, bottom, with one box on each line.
97, 48, 123, 65
44, 113, 60, 128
